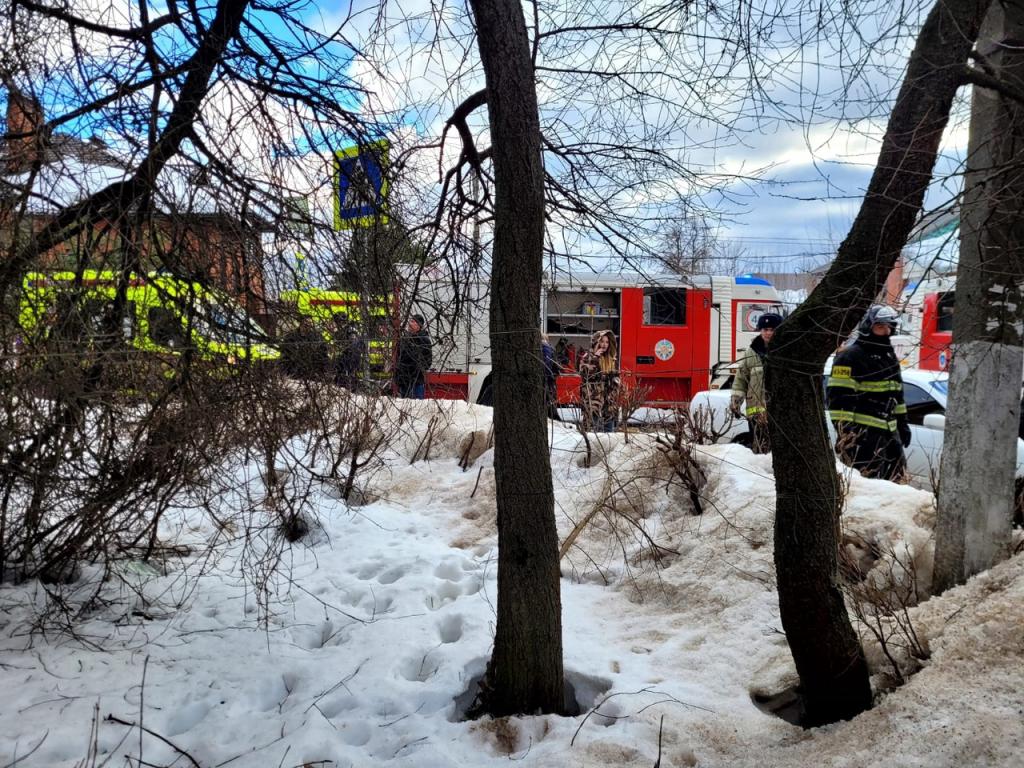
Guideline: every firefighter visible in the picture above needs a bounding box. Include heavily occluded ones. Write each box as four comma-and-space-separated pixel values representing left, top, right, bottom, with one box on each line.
394, 314, 432, 398
827, 304, 911, 481
730, 312, 782, 453
577, 329, 620, 432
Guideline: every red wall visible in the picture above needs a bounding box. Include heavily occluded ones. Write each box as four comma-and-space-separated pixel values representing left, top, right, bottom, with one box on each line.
920, 293, 953, 371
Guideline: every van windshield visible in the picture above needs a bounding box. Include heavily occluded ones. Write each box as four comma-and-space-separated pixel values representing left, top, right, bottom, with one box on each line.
192, 298, 268, 346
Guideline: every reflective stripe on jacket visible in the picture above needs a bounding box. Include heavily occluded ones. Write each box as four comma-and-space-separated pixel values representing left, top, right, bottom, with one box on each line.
826, 336, 906, 433
731, 335, 768, 417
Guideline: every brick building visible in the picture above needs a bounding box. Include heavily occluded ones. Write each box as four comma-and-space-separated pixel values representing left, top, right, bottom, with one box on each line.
1, 84, 269, 319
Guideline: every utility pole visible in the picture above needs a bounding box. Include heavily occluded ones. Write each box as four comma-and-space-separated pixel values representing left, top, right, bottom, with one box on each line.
934, 1, 1024, 592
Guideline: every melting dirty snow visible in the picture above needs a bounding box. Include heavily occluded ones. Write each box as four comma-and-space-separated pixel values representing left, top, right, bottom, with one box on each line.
2, 395, 1022, 767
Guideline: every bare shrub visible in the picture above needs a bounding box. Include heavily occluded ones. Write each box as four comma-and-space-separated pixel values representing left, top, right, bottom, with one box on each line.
313, 390, 392, 503
653, 408, 725, 517
617, 382, 652, 440
840, 534, 930, 687
559, 447, 681, 595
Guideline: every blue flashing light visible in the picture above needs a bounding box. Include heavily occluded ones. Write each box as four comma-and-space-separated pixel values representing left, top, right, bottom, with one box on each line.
735, 274, 771, 286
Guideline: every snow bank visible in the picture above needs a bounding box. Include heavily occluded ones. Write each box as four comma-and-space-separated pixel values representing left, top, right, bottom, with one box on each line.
2, 395, 1022, 767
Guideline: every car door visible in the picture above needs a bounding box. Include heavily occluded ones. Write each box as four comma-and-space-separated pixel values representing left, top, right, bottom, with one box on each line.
903, 381, 946, 488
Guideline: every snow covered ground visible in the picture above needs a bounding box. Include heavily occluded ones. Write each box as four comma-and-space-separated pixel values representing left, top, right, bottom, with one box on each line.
2, 396, 1023, 767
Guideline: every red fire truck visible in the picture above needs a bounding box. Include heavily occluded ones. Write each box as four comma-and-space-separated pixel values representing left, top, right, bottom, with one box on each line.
405, 269, 784, 406
894, 276, 955, 371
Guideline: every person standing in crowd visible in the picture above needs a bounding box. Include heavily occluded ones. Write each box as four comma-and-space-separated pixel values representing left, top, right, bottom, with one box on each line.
281, 316, 329, 380
730, 312, 783, 453
554, 337, 570, 369
394, 314, 433, 399
577, 329, 620, 432
334, 322, 365, 391
541, 332, 559, 418
827, 304, 910, 481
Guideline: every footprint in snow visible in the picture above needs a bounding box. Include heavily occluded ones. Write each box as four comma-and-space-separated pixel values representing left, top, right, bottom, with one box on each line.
433, 560, 464, 581
294, 620, 343, 650
438, 614, 464, 644
362, 593, 393, 617
337, 719, 372, 747
424, 580, 462, 610
354, 562, 382, 580
316, 692, 359, 718
398, 652, 440, 683
164, 700, 211, 736
342, 588, 366, 607
376, 565, 407, 584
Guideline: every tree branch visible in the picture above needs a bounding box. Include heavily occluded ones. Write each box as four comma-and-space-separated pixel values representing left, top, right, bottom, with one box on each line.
442, 89, 488, 171
13, 0, 181, 40
961, 65, 1024, 106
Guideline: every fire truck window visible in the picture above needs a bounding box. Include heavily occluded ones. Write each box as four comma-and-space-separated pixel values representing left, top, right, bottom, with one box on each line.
148, 307, 187, 349
740, 303, 775, 332
643, 288, 686, 325
936, 292, 955, 332
903, 383, 944, 425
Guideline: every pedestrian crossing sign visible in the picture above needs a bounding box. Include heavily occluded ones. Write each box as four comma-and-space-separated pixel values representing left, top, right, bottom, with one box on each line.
333, 140, 390, 230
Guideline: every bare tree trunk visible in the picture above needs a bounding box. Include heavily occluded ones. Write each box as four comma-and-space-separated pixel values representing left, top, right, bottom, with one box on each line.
468, 0, 565, 716
934, 1, 1024, 593
765, 0, 991, 726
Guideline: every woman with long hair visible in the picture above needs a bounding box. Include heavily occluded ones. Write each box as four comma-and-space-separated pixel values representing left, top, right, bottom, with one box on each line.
577, 329, 620, 431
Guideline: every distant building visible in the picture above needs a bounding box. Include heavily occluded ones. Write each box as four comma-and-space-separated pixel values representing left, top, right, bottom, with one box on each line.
0, 83, 270, 321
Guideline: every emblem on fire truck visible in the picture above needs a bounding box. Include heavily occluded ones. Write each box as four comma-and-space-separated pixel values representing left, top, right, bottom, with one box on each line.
655, 339, 675, 361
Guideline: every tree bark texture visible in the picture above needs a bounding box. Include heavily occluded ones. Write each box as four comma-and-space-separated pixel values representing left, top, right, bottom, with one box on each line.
765, 0, 992, 726
468, 0, 565, 716
934, 1, 1024, 593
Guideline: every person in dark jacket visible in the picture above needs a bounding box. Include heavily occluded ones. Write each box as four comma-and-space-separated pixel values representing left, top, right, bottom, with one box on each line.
554, 337, 570, 369
730, 312, 782, 453
281, 317, 329, 381
541, 333, 559, 418
827, 304, 910, 481
394, 314, 432, 398
334, 323, 365, 391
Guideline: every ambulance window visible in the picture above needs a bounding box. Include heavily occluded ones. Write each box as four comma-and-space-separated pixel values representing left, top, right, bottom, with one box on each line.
643, 288, 686, 325
149, 307, 187, 348
936, 291, 955, 332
